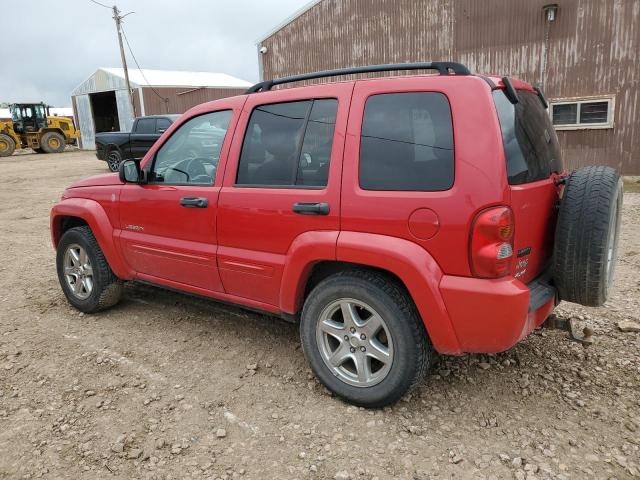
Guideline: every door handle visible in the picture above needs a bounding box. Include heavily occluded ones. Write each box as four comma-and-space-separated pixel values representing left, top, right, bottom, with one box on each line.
292, 202, 330, 215
180, 197, 208, 208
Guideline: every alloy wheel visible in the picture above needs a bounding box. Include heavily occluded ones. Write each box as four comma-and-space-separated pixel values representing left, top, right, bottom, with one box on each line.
63, 243, 94, 300
316, 298, 394, 387
107, 152, 121, 171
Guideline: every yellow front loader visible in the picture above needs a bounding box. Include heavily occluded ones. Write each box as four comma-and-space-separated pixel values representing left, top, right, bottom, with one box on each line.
0, 103, 79, 157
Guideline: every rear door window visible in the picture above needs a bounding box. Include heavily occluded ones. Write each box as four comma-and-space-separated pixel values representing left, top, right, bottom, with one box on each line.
493, 90, 563, 184
237, 99, 338, 187
156, 118, 172, 133
359, 92, 454, 191
135, 118, 156, 134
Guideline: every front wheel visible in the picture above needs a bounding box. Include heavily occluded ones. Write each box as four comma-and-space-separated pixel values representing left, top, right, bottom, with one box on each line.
0, 133, 16, 157
56, 226, 123, 313
300, 270, 433, 407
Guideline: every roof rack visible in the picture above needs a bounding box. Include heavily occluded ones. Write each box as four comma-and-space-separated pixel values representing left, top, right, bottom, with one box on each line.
246, 61, 471, 93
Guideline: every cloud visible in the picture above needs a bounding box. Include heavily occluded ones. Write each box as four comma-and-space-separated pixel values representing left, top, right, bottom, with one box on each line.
1, 0, 310, 106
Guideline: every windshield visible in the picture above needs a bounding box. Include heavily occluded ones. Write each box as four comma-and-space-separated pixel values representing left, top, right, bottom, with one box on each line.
10, 106, 21, 121
493, 90, 563, 185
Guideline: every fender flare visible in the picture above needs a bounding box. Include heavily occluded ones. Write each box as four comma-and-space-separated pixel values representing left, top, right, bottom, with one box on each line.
50, 198, 130, 279
336, 231, 462, 355
279, 230, 339, 314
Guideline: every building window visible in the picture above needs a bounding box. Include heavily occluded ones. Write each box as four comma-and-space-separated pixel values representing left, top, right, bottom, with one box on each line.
550, 96, 614, 130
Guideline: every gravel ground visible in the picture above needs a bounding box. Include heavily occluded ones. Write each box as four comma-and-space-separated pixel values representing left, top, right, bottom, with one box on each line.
0, 151, 638, 480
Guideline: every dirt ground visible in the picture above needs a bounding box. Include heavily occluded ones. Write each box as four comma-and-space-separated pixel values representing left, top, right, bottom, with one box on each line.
0, 150, 638, 480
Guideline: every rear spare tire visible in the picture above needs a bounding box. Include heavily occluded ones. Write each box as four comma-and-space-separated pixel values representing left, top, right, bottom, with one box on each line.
553, 166, 623, 306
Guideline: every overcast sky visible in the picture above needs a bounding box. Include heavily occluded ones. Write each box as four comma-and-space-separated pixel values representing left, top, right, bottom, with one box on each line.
2, 0, 311, 106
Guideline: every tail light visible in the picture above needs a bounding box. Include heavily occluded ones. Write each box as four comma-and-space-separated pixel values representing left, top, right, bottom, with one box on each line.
470, 206, 515, 278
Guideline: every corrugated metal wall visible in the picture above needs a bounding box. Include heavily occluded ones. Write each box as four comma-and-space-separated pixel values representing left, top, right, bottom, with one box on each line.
115, 89, 135, 132
140, 87, 247, 115
260, 0, 640, 174
71, 68, 246, 149
74, 94, 95, 150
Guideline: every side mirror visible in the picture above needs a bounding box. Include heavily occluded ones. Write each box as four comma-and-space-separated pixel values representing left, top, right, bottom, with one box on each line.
119, 159, 144, 183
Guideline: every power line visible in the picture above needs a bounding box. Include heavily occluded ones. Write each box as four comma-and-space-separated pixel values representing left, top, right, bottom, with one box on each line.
120, 26, 170, 109
88, 0, 112, 9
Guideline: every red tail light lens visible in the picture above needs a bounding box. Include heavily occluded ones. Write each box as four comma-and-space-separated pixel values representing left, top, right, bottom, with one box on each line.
470, 206, 515, 278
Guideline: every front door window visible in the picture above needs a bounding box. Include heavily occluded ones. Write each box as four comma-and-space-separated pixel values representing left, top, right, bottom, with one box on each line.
150, 110, 232, 185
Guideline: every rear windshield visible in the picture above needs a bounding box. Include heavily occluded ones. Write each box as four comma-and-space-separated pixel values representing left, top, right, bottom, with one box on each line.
493, 89, 562, 185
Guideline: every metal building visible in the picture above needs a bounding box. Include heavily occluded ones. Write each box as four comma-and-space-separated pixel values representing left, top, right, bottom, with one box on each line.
71, 68, 251, 149
257, 0, 640, 174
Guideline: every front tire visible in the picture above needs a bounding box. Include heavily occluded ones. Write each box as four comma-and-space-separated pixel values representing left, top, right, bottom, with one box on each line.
300, 270, 433, 407
0, 133, 16, 157
56, 226, 123, 313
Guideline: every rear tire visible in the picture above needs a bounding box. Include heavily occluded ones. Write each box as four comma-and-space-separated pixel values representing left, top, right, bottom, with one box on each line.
106, 149, 122, 172
0, 134, 16, 157
300, 270, 433, 407
553, 166, 623, 306
56, 226, 123, 313
41, 132, 65, 153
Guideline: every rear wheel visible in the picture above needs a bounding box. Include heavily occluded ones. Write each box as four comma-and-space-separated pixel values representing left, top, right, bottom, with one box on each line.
56, 226, 123, 313
0, 134, 16, 157
41, 132, 65, 153
300, 270, 433, 407
106, 149, 122, 172
553, 166, 623, 306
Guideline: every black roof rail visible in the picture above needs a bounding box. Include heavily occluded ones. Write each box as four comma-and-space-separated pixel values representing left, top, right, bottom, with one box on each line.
246, 61, 472, 93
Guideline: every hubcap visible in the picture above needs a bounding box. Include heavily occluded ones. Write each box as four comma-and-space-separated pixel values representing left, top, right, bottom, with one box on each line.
0, 140, 7, 151
63, 244, 94, 299
49, 137, 60, 148
107, 152, 121, 171
316, 298, 394, 388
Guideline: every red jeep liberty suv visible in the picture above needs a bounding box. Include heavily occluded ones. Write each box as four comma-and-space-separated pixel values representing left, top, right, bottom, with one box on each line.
51, 62, 623, 407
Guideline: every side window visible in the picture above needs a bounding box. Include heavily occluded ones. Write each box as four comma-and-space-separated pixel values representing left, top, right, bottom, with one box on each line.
237, 99, 338, 187
135, 118, 156, 134
150, 110, 232, 185
359, 93, 454, 191
156, 118, 172, 133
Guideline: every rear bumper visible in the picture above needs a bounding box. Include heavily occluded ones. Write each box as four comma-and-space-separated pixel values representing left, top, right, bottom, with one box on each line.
439, 273, 556, 353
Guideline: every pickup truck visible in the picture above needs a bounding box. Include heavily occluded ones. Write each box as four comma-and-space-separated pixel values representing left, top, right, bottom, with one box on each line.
95, 115, 180, 171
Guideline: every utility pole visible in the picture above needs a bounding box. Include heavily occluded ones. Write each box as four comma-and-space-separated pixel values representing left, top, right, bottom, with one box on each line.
112, 5, 136, 118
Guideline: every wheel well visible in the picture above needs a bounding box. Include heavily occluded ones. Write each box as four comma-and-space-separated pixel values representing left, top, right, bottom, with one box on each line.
302, 261, 412, 309
53, 216, 88, 246
41, 128, 65, 137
